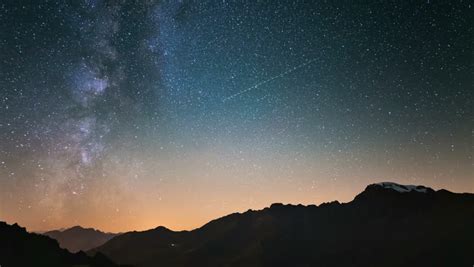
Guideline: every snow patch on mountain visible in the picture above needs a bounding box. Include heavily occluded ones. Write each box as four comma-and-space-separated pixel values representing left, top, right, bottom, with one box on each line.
374, 182, 431, 193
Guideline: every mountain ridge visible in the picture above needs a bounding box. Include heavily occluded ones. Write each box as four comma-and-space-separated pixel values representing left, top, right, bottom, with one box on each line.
0, 221, 125, 267
43, 225, 119, 253
89, 182, 474, 267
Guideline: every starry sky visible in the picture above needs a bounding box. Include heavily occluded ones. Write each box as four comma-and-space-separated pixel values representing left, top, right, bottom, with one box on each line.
0, 0, 472, 232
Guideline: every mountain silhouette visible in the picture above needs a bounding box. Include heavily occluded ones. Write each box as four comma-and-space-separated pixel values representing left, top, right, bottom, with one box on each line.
0, 221, 127, 267
43, 225, 118, 252
89, 182, 474, 267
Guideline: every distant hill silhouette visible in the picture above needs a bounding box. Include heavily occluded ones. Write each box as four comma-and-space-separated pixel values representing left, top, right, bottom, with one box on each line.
43, 225, 118, 252
0, 221, 126, 267
90, 182, 474, 267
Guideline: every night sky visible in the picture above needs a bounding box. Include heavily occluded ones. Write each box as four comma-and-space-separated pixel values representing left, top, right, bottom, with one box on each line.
0, 0, 472, 232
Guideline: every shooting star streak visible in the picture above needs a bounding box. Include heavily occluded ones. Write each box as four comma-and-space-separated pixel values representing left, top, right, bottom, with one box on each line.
223, 58, 317, 102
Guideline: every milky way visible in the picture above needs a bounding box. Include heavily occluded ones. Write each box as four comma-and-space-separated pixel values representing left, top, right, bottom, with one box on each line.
0, 1, 472, 232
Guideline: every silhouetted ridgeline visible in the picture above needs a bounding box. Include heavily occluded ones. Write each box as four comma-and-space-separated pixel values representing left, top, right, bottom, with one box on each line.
2, 182, 473, 267
0, 221, 127, 267
89, 183, 474, 267
43, 225, 118, 253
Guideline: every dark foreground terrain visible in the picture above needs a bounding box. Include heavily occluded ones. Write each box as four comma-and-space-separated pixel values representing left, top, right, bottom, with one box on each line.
0, 221, 125, 267
88, 182, 474, 267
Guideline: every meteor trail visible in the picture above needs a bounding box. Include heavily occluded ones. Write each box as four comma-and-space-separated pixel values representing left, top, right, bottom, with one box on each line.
223, 58, 317, 102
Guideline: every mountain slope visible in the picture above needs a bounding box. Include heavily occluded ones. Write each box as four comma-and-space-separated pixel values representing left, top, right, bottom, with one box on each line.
90, 182, 474, 267
0, 221, 125, 267
43, 225, 118, 252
